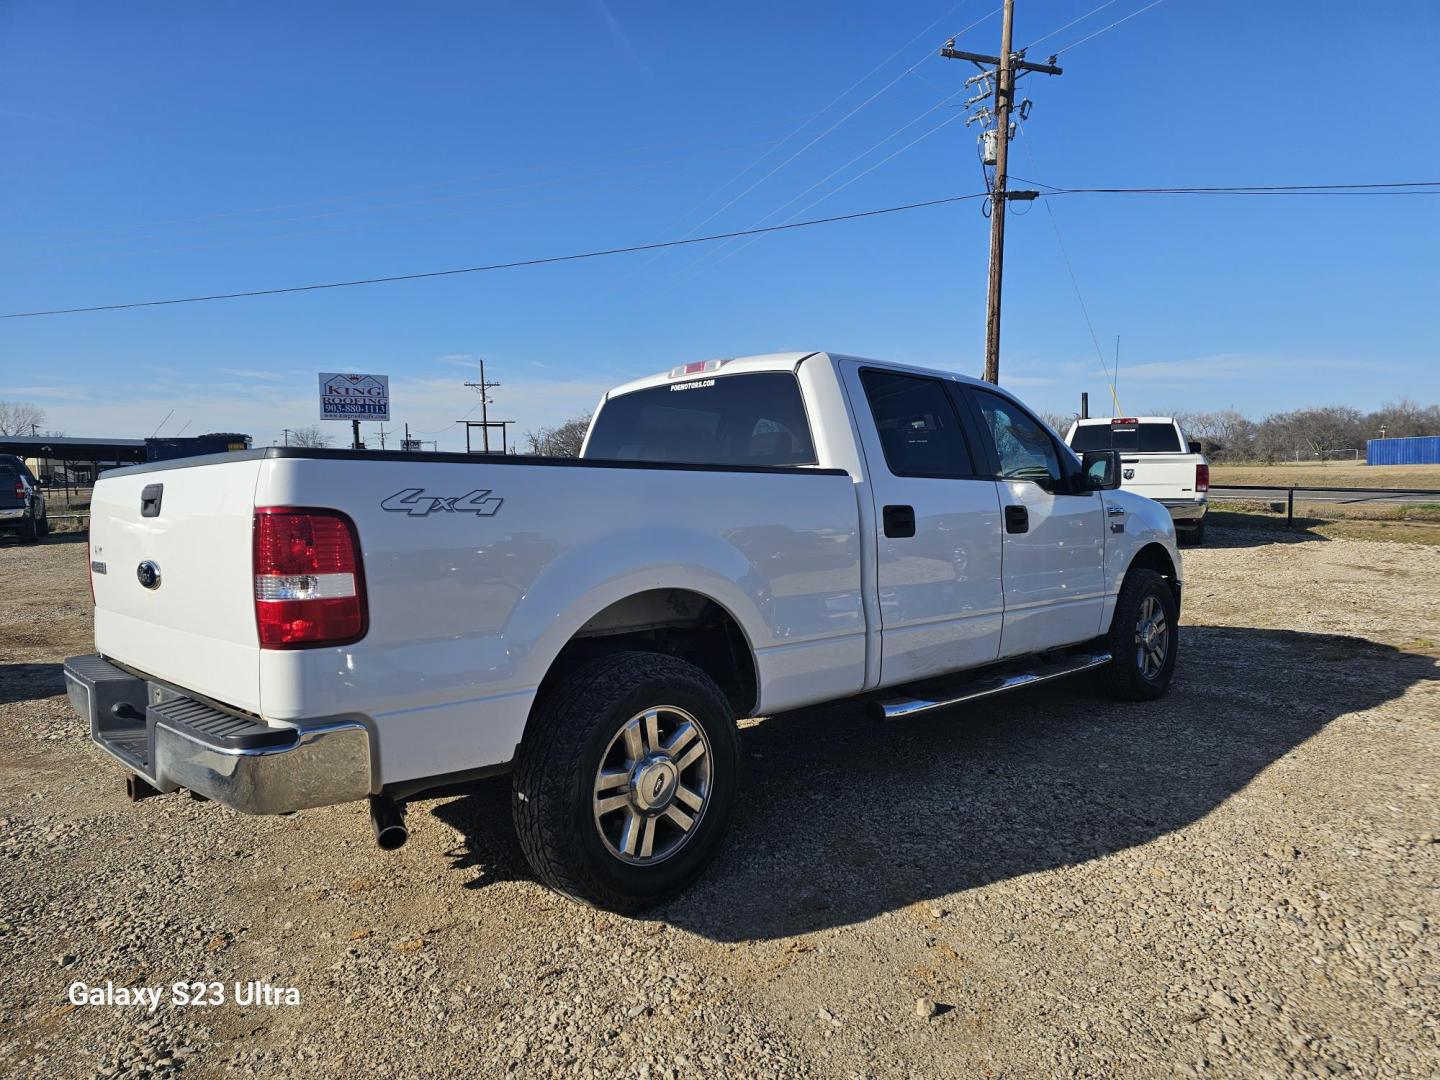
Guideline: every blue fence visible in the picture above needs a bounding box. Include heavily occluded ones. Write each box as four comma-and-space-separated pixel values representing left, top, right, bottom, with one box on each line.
1367, 435, 1440, 466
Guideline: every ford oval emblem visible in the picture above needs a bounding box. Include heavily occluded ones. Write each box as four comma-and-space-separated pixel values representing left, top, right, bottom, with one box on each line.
136, 560, 162, 590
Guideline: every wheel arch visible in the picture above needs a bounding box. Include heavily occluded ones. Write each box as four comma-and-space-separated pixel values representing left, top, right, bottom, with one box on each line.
1122, 541, 1181, 611
525, 587, 759, 746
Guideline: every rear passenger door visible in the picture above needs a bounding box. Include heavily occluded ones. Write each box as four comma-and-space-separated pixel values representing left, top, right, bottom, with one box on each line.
963, 387, 1108, 657
844, 365, 1004, 688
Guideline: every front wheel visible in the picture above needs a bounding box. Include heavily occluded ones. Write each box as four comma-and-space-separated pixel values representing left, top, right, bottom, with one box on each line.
1100, 568, 1178, 700
512, 651, 740, 913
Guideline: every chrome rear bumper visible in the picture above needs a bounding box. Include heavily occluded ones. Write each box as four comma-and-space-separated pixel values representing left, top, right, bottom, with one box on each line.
1158, 499, 1207, 523
63, 654, 372, 814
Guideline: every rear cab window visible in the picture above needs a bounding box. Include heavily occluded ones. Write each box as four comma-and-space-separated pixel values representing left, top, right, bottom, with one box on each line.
584, 371, 817, 467
1070, 422, 1182, 453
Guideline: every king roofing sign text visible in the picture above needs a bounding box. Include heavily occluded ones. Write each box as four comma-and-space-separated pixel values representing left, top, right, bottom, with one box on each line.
319, 372, 390, 422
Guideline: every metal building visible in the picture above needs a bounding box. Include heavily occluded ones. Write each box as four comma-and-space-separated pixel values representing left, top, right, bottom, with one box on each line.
1366, 435, 1440, 465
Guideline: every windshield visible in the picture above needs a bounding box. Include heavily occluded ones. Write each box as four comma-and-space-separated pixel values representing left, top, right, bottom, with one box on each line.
584, 371, 817, 467
1070, 422, 1182, 453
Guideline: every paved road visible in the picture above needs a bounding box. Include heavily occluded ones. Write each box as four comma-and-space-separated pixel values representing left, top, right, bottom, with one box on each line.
1210, 485, 1440, 505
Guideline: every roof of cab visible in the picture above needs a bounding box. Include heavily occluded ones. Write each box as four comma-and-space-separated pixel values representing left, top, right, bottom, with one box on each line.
602, 351, 992, 401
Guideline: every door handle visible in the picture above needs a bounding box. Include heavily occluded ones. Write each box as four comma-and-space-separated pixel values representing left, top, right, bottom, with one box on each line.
1004, 505, 1029, 534
882, 504, 916, 538
1107, 505, 1127, 516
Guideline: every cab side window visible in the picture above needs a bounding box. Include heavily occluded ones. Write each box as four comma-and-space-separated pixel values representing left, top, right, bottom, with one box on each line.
860, 370, 975, 478
973, 389, 1064, 491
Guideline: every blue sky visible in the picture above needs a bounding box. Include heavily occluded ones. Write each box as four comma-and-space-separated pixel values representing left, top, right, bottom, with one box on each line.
3, 1, 1437, 447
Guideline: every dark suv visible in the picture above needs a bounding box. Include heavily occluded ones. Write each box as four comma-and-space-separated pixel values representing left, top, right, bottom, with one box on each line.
0, 454, 48, 543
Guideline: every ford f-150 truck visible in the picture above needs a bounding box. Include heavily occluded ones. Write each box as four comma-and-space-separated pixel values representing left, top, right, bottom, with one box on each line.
0, 455, 48, 543
1064, 416, 1210, 544
64, 352, 1181, 911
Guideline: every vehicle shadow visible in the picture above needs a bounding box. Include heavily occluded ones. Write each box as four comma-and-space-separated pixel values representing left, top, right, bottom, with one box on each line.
428, 626, 1436, 938
1203, 513, 1329, 547
0, 532, 88, 548
0, 663, 66, 705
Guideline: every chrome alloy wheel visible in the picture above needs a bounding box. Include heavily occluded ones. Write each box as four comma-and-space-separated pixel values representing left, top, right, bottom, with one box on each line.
1135, 593, 1170, 680
592, 706, 712, 865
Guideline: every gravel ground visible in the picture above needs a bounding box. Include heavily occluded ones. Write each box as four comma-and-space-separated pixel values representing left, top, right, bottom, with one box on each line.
1, 526, 1436, 1079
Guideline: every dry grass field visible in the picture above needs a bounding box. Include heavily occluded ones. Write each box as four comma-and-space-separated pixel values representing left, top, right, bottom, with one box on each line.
1210, 462, 1440, 489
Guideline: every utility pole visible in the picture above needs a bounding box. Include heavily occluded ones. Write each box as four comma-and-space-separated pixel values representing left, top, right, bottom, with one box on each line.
376, 424, 388, 450
464, 358, 502, 453
942, 0, 1061, 383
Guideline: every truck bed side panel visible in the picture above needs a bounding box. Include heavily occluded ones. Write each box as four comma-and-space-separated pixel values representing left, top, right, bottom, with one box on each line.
254, 457, 864, 785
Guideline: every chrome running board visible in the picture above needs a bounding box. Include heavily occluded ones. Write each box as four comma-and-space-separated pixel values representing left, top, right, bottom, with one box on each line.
872, 649, 1112, 720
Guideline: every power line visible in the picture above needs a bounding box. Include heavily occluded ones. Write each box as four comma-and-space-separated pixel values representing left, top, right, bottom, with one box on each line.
647, 1, 976, 250
655, 4, 1010, 252
5, 180, 1433, 320
1052, 0, 1171, 56
682, 87, 970, 275
0, 193, 990, 320
1013, 124, 1120, 408
1023, 179, 1440, 194
1021, 0, 1124, 52
8, 116, 809, 248
687, 112, 970, 278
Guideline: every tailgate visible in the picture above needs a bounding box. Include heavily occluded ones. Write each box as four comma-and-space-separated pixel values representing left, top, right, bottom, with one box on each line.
0, 466, 25, 510
1118, 454, 1198, 501
89, 459, 264, 713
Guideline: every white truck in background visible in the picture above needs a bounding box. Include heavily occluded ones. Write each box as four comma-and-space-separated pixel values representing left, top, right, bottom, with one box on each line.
65, 352, 1183, 912
1065, 416, 1210, 545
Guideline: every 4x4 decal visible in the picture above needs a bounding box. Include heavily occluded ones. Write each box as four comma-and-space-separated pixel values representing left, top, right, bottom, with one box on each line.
381, 488, 503, 517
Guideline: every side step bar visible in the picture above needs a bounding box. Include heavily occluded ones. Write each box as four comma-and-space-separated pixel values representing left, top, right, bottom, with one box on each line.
872, 649, 1112, 720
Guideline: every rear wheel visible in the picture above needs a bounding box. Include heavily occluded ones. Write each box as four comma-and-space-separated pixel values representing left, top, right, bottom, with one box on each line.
37, 512, 50, 537
17, 513, 39, 544
512, 651, 740, 913
1100, 568, 1178, 701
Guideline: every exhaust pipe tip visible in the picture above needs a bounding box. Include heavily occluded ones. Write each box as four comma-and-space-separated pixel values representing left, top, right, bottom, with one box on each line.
368, 795, 408, 850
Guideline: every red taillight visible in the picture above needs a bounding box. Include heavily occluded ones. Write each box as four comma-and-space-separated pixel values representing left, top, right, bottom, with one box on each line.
253, 509, 366, 648
12, 480, 23, 499
1111, 417, 1139, 426
1195, 463, 1210, 492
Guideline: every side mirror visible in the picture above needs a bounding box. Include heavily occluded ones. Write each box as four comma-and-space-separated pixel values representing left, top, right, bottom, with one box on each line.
1081, 449, 1122, 491
1187, 440, 1202, 455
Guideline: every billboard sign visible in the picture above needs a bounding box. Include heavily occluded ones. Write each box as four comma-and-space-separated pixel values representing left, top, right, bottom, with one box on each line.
319, 372, 390, 422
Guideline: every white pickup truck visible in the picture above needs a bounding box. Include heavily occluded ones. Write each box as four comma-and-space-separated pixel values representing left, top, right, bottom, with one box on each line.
65, 352, 1182, 911
1064, 416, 1210, 544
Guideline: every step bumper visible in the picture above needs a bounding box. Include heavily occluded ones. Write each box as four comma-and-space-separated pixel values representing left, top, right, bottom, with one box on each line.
63, 653, 372, 814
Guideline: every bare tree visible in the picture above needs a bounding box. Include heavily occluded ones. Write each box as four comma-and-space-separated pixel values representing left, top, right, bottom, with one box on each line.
525, 415, 591, 458
1038, 410, 1079, 436
1368, 397, 1440, 440
287, 425, 333, 448
0, 401, 46, 436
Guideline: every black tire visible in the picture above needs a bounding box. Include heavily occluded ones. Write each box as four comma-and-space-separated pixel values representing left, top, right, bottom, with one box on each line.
17, 513, 39, 544
1100, 568, 1178, 701
512, 651, 740, 913
1178, 522, 1204, 547
37, 513, 50, 537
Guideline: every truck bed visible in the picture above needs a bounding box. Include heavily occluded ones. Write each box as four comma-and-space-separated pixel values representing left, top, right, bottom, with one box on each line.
88, 447, 865, 787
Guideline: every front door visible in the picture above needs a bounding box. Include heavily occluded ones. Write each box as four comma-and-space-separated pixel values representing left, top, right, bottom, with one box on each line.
844, 364, 1005, 688
965, 387, 1108, 657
